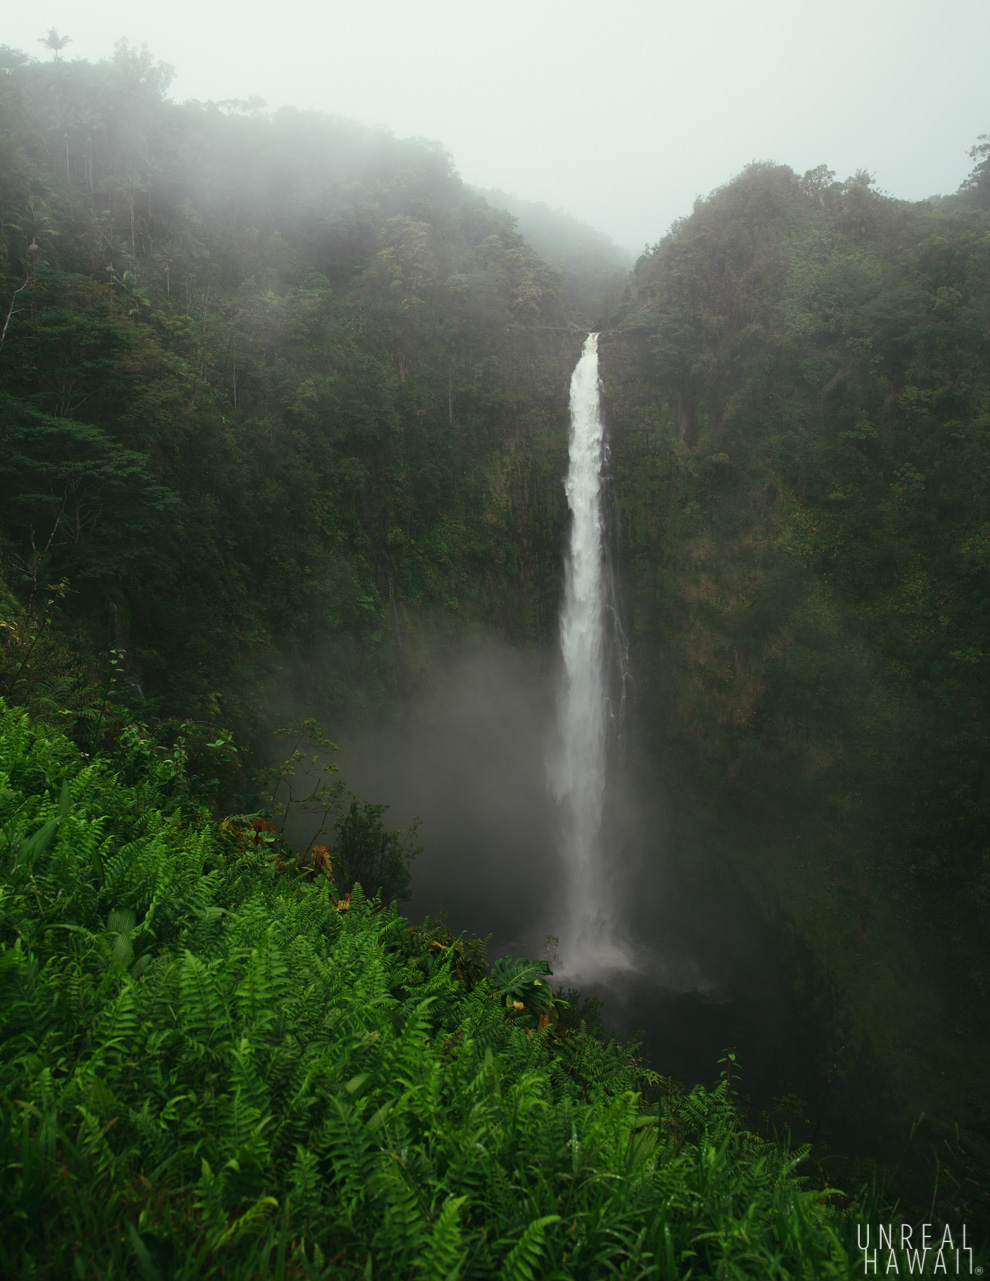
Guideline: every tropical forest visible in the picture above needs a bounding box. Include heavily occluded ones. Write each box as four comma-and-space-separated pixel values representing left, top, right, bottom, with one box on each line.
1, 33, 989, 1279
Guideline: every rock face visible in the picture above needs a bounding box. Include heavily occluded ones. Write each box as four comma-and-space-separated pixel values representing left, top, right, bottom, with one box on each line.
598, 163, 990, 1145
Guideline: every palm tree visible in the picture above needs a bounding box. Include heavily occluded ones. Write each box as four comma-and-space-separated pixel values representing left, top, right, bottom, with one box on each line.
48, 108, 75, 183
1, 198, 59, 353
8, 196, 59, 265
38, 32, 74, 180
38, 28, 71, 62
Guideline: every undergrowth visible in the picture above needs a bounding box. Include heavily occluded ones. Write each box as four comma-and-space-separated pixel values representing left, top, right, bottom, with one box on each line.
0, 697, 873, 1277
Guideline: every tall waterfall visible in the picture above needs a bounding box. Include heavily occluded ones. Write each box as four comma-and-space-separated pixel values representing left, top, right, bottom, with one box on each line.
550, 333, 630, 975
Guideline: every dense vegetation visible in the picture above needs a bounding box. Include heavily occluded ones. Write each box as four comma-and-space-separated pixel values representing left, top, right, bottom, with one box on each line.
3, 31, 990, 1271
476, 189, 632, 324
604, 155, 990, 1150
0, 39, 577, 757
0, 698, 872, 1278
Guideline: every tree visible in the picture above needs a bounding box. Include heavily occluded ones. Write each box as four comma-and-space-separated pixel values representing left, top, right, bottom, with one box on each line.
959, 134, 990, 209
0, 394, 178, 580
332, 800, 420, 904
38, 28, 71, 61
113, 170, 148, 261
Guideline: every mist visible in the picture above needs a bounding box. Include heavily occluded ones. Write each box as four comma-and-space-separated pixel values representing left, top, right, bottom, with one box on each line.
5, 0, 988, 251
3, 9, 987, 1256
337, 640, 561, 953
333, 635, 827, 1116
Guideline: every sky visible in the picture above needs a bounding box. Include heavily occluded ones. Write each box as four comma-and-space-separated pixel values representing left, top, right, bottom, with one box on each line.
5, 0, 988, 253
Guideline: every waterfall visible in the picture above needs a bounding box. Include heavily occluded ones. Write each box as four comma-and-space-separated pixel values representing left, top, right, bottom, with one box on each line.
550, 333, 631, 976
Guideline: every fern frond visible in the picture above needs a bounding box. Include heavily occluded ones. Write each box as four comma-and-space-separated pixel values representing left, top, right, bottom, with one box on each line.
497, 1215, 561, 1281
178, 949, 227, 1043
91, 982, 138, 1057
210, 1195, 279, 1248
419, 1195, 467, 1281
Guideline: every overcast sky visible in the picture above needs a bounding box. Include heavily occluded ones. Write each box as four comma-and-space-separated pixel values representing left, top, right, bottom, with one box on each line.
5, 1, 988, 252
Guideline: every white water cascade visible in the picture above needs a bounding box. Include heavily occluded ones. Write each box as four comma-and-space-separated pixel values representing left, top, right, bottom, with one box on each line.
550, 333, 631, 977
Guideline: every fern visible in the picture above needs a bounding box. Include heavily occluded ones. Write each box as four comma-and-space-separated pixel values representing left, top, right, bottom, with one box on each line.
0, 701, 863, 1280
418, 1195, 468, 1281
318, 1091, 381, 1213
90, 983, 139, 1059
178, 949, 228, 1043
497, 1214, 561, 1281
368, 1157, 429, 1263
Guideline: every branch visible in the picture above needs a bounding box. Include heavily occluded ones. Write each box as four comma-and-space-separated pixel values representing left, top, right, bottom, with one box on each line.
27, 507, 65, 615
0, 273, 33, 356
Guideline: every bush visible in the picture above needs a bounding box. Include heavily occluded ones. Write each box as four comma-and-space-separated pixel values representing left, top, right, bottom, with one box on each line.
332, 799, 419, 905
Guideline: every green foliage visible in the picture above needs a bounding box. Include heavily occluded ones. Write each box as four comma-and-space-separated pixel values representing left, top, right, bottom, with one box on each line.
0, 37, 576, 760
606, 152, 990, 1137
489, 955, 560, 1020
332, 799, 419, 906
615, 157, 990, 917
0, 700, 861, 1278
4, 28, 986, 1258
952, 134, 990, 210
476, 187, 631, 324
0, 387, 177, 580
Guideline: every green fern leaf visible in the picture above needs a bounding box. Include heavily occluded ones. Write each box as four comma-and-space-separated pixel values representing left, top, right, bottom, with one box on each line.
497, 1215, 560, 1281
419, 1195, 467, 1281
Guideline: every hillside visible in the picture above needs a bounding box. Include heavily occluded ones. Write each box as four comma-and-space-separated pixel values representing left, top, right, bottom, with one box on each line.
603, 157, 990, 1155
2, 36, 990, 1261
0, 40, 577, 757
0, 698, 879, 1278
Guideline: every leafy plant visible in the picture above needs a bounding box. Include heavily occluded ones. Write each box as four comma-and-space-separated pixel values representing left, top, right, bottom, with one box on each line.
261, 719, 347, 848
331, 798, 420, 905
0, 699, 872, 1279
489, 954, 559, 1019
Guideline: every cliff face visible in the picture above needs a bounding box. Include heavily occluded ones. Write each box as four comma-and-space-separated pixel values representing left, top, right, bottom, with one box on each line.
599, 162, 990, 1139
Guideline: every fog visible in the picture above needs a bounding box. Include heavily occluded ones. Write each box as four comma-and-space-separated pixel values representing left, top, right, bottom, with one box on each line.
336, 641, 564, 954
7, 0, 988, 251
333, 637, 826, 1111
331, 635, 673, 961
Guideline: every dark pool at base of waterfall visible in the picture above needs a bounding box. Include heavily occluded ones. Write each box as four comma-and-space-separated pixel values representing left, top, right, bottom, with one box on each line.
496, 852, 891, 1166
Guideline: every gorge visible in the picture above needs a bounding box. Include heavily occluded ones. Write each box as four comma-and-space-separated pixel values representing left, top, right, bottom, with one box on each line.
1, 38, 990, 1268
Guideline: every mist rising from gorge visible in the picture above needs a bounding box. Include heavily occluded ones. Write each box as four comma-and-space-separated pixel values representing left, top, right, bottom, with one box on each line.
332, 634, 824, 1112
336, 639, 562, 952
